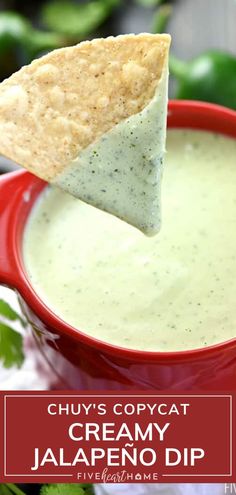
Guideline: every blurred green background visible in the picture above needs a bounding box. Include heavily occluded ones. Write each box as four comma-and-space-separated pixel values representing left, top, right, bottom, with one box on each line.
0, 0, 235, 171
0, 0, 236, 102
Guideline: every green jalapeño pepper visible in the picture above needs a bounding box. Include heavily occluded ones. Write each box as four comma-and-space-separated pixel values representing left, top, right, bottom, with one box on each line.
0, 12, 30, 54
0, 11, 63, 57
170, 50, 236, 110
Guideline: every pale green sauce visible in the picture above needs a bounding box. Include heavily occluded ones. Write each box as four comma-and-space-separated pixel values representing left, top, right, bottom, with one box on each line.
53, 70, 168, 236
23, 130, 236, 351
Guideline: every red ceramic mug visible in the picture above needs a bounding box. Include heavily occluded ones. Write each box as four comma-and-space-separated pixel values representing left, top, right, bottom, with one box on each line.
1, 100, 236, 390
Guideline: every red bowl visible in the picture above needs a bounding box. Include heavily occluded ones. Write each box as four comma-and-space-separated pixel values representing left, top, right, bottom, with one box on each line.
1, 100, 236, 390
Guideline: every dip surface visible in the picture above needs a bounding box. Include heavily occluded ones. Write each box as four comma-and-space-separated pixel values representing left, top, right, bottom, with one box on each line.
23, 130, 236, 351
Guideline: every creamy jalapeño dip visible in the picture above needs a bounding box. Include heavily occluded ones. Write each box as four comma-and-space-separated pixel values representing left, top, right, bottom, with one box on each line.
23, 129, 236, 352
53, 68, 168, 236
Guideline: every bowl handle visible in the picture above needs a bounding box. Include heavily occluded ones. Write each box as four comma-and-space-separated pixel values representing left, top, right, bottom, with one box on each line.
0, 170, 26, 288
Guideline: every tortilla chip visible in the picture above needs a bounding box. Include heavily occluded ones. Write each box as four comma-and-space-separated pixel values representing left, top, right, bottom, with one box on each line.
0, 33, 170, 181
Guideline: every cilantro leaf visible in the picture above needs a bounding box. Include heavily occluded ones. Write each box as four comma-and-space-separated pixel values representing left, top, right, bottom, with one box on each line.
42, 0, 120, 38
0, 322, 24, 368
40, 484, 94, 495
0, 299, 26, 327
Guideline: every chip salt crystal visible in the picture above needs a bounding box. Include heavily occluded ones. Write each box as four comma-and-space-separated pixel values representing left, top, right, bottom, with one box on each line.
0, 33, 171, 235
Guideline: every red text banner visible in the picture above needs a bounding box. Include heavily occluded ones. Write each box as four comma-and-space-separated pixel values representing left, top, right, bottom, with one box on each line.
0, 391, 235, 483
